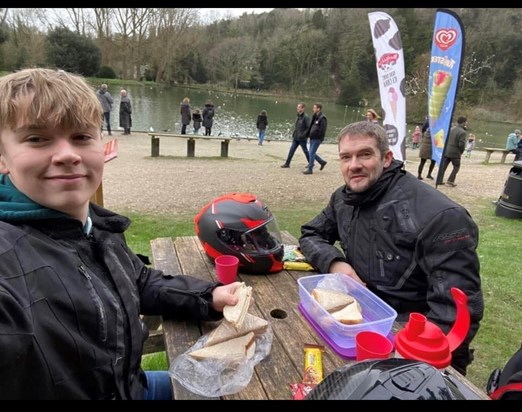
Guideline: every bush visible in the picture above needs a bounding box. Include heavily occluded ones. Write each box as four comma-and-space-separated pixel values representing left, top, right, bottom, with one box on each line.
98, 66, 117, 79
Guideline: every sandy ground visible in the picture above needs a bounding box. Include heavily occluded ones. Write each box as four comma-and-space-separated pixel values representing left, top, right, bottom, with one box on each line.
102, 132, 513, 217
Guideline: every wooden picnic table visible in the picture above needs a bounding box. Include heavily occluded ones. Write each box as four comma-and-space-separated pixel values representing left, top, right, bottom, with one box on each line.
150, 231, 489, 400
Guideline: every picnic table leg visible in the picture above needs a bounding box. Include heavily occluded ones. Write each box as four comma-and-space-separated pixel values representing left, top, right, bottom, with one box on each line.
151, 136, 160, 157
484, 151, 492, 164
501, 152, 508, 164
221, 140, 229, 158
187, 139, 195, 157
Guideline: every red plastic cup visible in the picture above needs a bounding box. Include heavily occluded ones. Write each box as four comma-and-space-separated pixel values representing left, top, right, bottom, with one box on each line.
215, 255, 239, 284
355, 331, 394, 361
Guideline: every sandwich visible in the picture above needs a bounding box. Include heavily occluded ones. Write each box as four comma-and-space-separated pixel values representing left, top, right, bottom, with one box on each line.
223, 282, 252, 330
189, 331, 256, 361
312, 287, 355, 313
205, 313, 268, 347
331, 300, 363, 325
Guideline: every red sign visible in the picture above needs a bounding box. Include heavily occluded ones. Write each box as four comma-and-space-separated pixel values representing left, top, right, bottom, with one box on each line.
435, 29, 458, 51
104, 138, 118, 163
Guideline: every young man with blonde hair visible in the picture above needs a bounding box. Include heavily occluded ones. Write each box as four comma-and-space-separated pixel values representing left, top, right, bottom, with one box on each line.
0, 68, 240, 400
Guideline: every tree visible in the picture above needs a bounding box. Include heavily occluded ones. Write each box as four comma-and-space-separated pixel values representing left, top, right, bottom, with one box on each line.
46, 27, 101, 76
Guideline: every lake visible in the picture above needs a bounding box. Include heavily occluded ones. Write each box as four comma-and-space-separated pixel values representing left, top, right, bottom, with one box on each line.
107, 83, 518, 149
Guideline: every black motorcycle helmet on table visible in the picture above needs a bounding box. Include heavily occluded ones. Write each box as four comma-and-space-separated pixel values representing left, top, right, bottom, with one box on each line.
306, 358, 482, 400
194, 192, 284, 274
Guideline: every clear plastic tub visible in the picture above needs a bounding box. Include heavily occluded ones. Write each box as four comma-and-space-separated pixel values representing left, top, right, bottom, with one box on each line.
298, 273, 397, 349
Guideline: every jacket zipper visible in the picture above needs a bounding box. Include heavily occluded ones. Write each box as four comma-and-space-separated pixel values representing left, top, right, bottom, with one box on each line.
79, 264, 108, 343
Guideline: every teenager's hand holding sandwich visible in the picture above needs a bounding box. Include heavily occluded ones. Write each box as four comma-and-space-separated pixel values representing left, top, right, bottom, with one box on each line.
211, 281, 242, 312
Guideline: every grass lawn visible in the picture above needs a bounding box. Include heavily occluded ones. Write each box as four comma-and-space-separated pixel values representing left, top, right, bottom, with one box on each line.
126, 203, 522, 394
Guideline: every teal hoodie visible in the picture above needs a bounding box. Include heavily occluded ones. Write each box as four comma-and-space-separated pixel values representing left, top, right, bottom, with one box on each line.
0, 174, 66, 222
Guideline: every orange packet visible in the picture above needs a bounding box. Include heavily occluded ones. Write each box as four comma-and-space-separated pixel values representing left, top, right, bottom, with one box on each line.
303, 344, 325, 385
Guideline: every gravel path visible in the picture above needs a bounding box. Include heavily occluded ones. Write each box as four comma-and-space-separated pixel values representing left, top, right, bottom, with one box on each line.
102, 132, 511, 217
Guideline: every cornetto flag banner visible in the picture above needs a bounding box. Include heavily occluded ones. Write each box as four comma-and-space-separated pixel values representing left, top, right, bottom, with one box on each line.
428, 9, 465, 165
368, 11, 406, 161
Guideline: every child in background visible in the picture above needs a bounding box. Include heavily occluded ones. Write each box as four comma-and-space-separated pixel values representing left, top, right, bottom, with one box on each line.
411, 125, 421, 149
193, 108, 202, 135
466, 133, 476, 158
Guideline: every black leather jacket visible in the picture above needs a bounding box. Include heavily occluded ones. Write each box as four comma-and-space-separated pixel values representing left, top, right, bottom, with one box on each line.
0, 204, 221, 400
300, 161, 484, 369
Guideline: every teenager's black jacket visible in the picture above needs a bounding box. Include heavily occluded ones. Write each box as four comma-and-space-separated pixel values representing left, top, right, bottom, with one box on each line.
0, 203, 221, 400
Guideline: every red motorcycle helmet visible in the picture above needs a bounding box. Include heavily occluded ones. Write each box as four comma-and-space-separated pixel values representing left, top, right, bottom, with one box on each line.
194, 192, 284, 274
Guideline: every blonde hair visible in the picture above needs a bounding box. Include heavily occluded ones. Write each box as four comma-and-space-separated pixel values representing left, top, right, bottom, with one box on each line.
0, 68, 102, 131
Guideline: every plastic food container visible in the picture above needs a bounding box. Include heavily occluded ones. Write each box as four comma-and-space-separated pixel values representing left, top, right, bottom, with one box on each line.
298, 273, 397, 352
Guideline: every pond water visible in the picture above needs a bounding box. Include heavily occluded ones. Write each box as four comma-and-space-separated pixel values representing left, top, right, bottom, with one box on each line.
108, 83, 517, 149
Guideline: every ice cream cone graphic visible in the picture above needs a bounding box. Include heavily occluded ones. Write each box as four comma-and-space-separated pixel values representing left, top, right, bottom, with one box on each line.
388, 87, 398, 121
429, 70, 452, 123
433, 129, 445, 148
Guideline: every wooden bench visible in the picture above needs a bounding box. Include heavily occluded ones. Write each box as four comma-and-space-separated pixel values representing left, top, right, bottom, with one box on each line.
148, 133, 231, 158
483, 147, 514, 164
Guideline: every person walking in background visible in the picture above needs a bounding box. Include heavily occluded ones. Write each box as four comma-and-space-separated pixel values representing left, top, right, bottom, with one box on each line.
192, 108, 202, 134
256, 110, 268, 146
304, 103, 328, 175
281, 102, 310, 168
365, 108, 380, 124
506, 129, 521, 154
437, 116, 468, 187
0, 67, 242, 400
119, 89, 132, 135
299, 121, 483, 376
180, 97, 191, 135
411, 125, 421, 149
418, 126, 436, 180
465, 133, 476, 158
96, 83, 113, 136
202, 100, 215, 136
515, 132, 522, 161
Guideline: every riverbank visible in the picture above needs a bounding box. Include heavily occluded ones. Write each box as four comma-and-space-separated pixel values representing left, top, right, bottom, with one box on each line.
102, 131, 511, 218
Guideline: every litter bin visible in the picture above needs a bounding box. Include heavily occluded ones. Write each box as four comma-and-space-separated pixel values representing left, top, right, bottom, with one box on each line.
495, 160, 522, 219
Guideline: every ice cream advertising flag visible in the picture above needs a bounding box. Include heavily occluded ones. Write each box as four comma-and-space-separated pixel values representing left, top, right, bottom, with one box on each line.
428, 9, 465, 166
368, 11, 406, 161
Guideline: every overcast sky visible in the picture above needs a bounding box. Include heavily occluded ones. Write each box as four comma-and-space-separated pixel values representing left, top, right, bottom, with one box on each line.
199, 8, 274, 23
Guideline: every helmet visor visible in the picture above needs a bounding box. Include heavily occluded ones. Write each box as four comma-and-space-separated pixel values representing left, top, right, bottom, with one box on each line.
240, 216, 282, 254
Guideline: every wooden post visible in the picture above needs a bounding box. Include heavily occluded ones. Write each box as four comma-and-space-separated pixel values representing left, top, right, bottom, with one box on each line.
221, 140, 229, 158
91, 181, 104, 207
151, 136, 160, 157
187, 138, 195, 157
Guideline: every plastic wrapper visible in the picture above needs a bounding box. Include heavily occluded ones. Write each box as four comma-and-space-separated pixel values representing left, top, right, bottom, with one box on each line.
283, 244, 307, 262
169, 324, 273, 397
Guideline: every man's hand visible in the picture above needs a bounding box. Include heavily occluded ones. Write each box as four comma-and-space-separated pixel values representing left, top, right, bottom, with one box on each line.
211, 281, 241, 312
329, 261, 366, 286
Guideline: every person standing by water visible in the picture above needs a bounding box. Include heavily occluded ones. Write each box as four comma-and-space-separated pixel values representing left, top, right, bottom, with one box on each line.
256, 110, 268, 146
96, 83, 113, 136
304, 103, 328, 175
418, 127, 436, 180
411, 125, 421, 149
465, 133, 476, 158
437, 116, 468, 187
180, 97, 191, 135
119, 89, 132, 135
202, 100, 215, 136
506, 129, 521, 154
192, 108, 202, 135
281, 102, 310, 168
365, 108, 380, 124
